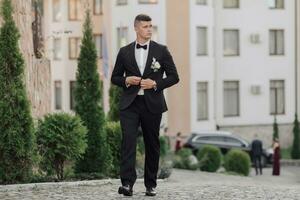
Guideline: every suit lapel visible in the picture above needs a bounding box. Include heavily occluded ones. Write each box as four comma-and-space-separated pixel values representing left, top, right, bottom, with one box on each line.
142, 40, 154, 77
128, 42, 142, 76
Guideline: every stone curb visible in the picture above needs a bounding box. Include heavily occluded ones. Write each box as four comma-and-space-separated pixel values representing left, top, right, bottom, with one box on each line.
0, 178, 167, 192
280, 159, 300, 167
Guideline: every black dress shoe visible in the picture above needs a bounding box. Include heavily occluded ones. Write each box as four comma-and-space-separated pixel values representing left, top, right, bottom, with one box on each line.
118, 185, 133, 196
145, 187, 156, 196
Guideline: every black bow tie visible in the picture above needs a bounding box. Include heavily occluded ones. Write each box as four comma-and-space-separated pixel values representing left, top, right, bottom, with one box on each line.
136, 43, 147, 50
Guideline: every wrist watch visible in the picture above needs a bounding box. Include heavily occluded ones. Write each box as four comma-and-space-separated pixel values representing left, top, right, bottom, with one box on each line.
125, 79, 130, 88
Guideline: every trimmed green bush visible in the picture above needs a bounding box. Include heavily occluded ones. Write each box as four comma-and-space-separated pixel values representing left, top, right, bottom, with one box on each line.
160, 136, 170, 158
36, 113, 88, 180
158, 153, 173, 179
137, 132, 145, 155
104, 121, 122, 177
197, 145, 222, 172
158, 136, 173, 179
135, 134, 174, 178
107, 85, 122, 122
174, 148, 198, 170
224, 149, 251, 176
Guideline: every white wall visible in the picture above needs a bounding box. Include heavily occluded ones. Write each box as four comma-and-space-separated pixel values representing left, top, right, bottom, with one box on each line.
216, 0, 295, 126
190, 0, 295, 133
190, 0, 216, 131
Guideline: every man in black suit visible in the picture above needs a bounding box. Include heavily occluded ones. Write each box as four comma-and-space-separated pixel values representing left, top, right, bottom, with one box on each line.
251, 134, 263, 175
111, 14, 179, 196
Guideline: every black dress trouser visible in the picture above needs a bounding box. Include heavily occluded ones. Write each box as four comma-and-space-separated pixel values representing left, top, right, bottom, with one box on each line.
119, 95, 162, 188
253, 155, 262, 175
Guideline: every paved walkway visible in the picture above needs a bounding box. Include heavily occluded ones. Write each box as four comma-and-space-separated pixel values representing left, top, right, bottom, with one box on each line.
0, 167, 299, 200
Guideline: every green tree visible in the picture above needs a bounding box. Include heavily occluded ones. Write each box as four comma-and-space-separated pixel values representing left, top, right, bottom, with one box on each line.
74, 10, 109, 174
36, 113, 88, 180
273, 116, 279, 140
291, 113, 300, 159
107, 85, 122, 121
0, 0, 35, 183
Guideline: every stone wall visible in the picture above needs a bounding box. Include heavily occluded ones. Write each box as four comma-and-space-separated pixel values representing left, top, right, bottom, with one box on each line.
0, 0, 51, 119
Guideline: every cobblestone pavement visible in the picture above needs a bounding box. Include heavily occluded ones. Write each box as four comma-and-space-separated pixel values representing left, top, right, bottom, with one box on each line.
0, 167, 299, 200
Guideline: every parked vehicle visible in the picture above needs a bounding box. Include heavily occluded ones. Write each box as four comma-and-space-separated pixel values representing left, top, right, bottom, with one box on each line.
183, 132, 273, 167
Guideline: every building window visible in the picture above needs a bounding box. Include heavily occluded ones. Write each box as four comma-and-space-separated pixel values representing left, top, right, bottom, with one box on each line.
197, 82, 208, 120
138, 0, 158, 4
68, 0, 82, 21
270, 80, 285, 115
223, 0, 239, 8
268, 0, 284, 9
55, 81, 62, 110
116, 0, 127, 5
197, 27, 208, 56
69, 37, 81, 59
94, 34, 103, 58
94, 0, 103, 15
223, 29, 239, 56
32, 0, 44, 59
53, 38, 62, 60
70, 81, 76, 110
269, 30, 284, 55
224, 81, 239, 117
152, 26, 158, 42
196, 0, 207, 5
117, 27, 128, 49
53, 0, 61, 22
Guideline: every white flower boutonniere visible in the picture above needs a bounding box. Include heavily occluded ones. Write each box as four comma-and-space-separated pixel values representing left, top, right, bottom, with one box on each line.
151, 57, 161, 72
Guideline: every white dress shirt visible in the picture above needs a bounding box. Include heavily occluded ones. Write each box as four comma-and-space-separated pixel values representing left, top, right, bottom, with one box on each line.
135, 40, 150, 95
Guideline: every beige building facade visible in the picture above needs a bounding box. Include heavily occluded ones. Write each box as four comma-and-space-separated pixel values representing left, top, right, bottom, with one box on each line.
44, 0, 111, 114
0, 0, 51, 119
166, 0, 191, 136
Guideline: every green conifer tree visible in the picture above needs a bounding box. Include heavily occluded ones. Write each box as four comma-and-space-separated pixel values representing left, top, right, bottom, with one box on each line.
0, 0, 34, 183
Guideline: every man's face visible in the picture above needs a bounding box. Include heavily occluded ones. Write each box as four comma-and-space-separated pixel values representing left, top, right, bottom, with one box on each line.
135, 20, 152, 40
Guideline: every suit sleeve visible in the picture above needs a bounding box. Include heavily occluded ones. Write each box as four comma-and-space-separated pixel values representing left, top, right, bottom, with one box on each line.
111, 49, 127, 89
155, 46, 180, 92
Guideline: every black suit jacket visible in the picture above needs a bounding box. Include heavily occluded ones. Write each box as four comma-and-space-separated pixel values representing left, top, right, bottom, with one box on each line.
111, 40, 179, 114
251, 139, 263, 157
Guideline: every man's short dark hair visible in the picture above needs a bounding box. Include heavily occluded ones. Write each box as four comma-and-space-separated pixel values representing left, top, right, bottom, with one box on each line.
134, 14, 152, 27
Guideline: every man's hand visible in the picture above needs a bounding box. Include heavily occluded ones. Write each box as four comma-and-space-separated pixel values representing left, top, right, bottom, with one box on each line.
140, 79, 156, 90
125, 76, 142, 86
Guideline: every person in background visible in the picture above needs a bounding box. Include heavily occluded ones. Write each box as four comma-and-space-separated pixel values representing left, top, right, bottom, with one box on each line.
272, 138, 280, 176
251, 134, 263, 175
175, 132, 182, 153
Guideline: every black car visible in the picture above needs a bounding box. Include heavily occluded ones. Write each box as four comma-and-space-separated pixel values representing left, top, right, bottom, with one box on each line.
183, 132, 273, 167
